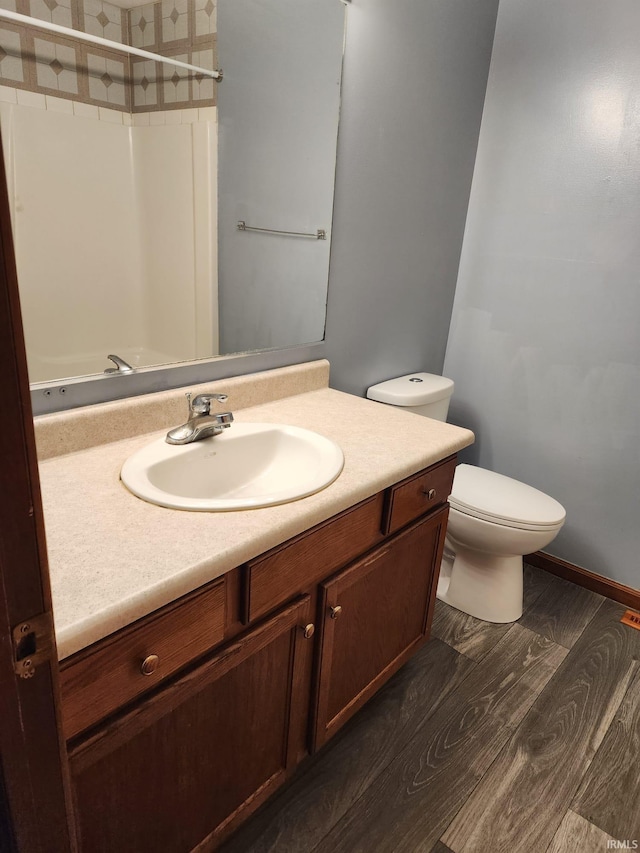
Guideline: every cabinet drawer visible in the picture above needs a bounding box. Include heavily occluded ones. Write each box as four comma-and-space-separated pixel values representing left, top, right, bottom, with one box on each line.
383, 455, 456, 535
60, 578, 226, 740
244, 492, 385, 623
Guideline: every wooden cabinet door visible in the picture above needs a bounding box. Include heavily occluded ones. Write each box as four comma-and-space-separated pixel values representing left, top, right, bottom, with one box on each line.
68, 596, 312, 853
313, 508, 448, 750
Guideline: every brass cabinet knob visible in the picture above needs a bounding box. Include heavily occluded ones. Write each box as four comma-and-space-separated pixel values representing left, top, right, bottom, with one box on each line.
140, 654, 160, 676
329, 605, 343, 619
303, 623, 315, 639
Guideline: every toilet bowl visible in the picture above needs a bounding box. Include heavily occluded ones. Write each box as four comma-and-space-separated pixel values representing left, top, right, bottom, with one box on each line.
366, 373, 566, 623
438, 464, 565, 621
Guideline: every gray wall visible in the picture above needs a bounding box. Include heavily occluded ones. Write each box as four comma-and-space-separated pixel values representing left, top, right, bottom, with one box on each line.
325, 0, 499, 397
443, 0, 640, 588
217, 0, 499, 374
217, 0, 345, 354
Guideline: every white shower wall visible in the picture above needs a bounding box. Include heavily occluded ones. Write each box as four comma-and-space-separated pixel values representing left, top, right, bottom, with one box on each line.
0, 92, 218, 383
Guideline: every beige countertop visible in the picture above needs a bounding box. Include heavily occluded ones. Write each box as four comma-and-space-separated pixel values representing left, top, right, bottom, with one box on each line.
39, 386, 474, 660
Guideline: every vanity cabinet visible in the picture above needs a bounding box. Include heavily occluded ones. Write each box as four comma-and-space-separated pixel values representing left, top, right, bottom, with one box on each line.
61, 454, 456, 852
60, 579, 227, 739
243, 492, 385, 624
68, 596, 312, 853
313, 508, 448, 749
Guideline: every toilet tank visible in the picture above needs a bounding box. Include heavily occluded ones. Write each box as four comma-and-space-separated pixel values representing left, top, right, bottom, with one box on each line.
366, 373, 454, 421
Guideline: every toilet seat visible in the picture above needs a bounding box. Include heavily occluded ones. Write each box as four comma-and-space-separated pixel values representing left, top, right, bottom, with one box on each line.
448, 464, 566, 532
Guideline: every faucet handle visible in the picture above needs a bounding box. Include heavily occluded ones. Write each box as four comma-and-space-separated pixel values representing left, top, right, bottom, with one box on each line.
188, 392, 228, 415
105, 354, 135, 374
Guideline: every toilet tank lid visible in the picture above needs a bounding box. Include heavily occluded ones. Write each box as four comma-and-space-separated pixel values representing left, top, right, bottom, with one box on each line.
366, 373, 454, 407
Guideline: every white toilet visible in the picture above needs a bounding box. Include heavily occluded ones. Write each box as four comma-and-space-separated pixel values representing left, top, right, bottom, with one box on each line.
366, 373, 566, 623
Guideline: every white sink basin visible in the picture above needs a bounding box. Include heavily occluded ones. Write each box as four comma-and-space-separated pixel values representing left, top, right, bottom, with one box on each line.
120, 423, 344, 511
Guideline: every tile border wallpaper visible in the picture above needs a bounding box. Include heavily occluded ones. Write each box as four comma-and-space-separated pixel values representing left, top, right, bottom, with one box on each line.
0, 0, 216, 113
0, 82, 216, 124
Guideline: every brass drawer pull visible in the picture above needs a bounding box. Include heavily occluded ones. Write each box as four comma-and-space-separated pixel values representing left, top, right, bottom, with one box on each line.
303, 623, 315, 639
329, 605, 343, 620
421, 487, 437, 500
140, 654, 160, 676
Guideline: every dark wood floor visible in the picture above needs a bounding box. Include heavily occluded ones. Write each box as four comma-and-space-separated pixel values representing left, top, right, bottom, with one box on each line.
221, 565, 640, 853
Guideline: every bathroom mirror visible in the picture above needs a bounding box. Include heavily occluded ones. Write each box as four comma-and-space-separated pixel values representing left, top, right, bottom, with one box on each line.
0, 0, 346, 386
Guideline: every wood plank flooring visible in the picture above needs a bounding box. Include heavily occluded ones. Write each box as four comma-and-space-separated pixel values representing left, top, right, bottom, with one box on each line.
572, 666, 640, 841
518, 573, 605, 649
546, 810, 615, 853
221, 565, 640, 853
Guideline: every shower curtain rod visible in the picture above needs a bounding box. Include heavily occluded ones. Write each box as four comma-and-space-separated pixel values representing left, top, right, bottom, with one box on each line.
0, 8, 222, 79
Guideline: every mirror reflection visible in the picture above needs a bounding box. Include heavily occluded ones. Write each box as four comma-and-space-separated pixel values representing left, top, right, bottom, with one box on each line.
0, 0, 346, 384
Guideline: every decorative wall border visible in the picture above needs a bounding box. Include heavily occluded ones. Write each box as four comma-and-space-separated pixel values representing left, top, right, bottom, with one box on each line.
0, 0, 216, 113
0, 81, 215, 125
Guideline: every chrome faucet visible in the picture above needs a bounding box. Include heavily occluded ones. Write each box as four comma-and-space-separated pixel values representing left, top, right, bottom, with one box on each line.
105, 354, 135, 374
165, 392, 234, 445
